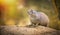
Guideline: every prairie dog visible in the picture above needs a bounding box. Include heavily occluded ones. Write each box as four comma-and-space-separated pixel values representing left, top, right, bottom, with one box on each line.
27, 9, 49, 27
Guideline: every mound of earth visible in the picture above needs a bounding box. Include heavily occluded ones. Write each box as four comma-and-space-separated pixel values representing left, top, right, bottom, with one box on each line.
0, 26, 59, 35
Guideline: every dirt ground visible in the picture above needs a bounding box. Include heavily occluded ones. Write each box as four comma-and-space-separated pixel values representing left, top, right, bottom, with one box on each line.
0, 26, 60, 35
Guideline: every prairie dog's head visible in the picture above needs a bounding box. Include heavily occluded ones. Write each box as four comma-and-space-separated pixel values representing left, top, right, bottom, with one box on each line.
28, 9, 33, 15
28, 9, 37, 18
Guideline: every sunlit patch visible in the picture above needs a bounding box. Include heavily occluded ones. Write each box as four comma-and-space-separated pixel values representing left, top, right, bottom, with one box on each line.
17, 5, 24, 10
4, 0, 16, 4
5, 19, 15, 26
17, 18, 31, 27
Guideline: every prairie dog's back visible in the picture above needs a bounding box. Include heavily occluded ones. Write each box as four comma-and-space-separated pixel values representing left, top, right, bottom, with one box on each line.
38, 12, 49, 24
